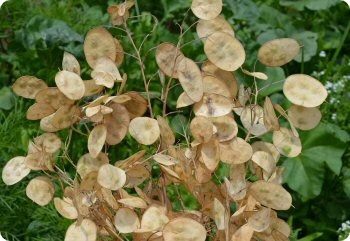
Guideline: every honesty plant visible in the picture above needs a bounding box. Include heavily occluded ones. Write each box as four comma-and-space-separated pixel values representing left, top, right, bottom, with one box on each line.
2, 0, 328, 240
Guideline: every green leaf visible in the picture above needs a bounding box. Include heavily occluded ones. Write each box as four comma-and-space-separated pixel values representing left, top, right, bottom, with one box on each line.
283, 123, 348, 199
342, 167, 350, 199
0, 87, 15, 110
298, 232, 323, 241
257, 67, 286, 97
280, 0, 341, 11
292, 31, 318, 62
226, 0, 260, 21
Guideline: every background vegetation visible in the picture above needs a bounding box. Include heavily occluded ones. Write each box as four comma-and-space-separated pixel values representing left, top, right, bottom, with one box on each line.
0, 0, 349, 240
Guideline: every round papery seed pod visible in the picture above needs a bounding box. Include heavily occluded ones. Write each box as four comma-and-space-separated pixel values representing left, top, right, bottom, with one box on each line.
288, 105, 322, 130
84, 27, 116, 68
129, 117, 160, 145
114, 208, 140, 233
64, 219, 97, 241
191, 0, 222, 20
258, 38, 300, 67
163, 217, 207, 241
2, 156, 30, 186
204, 32, 245, 71
97, 164, 126, 190
283, 74, 327, 108
26, 176, 55, 206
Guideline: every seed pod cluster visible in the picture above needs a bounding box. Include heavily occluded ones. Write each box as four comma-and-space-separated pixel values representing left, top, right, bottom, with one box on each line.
2, 0, 328, 240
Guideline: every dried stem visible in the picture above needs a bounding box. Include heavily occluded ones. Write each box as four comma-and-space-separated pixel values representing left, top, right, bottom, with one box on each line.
123, 22, 154, 118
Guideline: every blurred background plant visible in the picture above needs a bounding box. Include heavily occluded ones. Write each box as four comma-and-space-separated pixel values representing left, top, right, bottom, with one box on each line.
0, 0, 349, 240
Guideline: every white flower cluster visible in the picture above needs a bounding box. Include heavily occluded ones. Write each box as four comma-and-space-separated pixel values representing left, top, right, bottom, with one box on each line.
338, 220, 350, 240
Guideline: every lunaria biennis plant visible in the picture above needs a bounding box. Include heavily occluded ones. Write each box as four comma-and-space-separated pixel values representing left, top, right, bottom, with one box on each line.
2, 0, 328, 240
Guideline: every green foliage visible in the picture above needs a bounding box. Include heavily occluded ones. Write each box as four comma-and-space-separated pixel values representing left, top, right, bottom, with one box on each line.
283, 123, 350, 199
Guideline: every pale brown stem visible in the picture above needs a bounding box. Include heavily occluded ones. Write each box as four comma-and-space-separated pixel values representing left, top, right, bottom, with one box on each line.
123, 22, 154, 118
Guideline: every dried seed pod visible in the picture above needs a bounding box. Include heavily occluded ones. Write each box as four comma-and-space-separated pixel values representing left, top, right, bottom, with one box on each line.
118, 197, 148, 209
77, 153, 109, 179
140, 205, 169, 232
125, 165, 150, 188
283, 74, 327, 108
196, 15, 234, 41
251, 151, 276, 178
202, 75, 231, 98
25, 152, 54, 171
241, 68, 268, 80
107, 1, 134, 26
248, 207, 271, 232
163, 217, 206, 241
264, 97, 280, 131
34, 133, 61, 153
176, 92, 195, 108
202, 60, 238, 98
288, 105, 322, 130
258, 38, 300, 67
84, 27, 116, 68
251, 141, 280, 163
88, 124, 107, 158
26, 176, 55, 206
240, 105, 268, 136
210, 115, 238, 142
122, 92, 148, 119
201, 138, 220, 171
191, 0, 222, 20
83, 80, 104, 97
62, 51, 80, 75
273, 127, 302, 158
157, 116, 175, 146
213, 198, 226, 230
2, 156, 30, 185
26, 103, 55, 120
100, 187, 119, 209
153, 154, 178, 166
104, 103, 130, 145
54, 197, 78, 219
114, 208, 140, 233
97, 164, 126, 190
231, 224, 254, 241
36, 87, 74, 110
55, 70, 85, 100
177, 57, 203, 102
190, 116, 213, 143
114, 38, 125, 66
91, 57, 122, 88
40, 113, 60, 132
219, 138, 252, 164
51, 105, 81, 130
12, 76, 48, 99
204, 32, 245, 71
64, 219, 97, 241
129, 117, 160, 145
116, 150, 147, 170
194, 93, 233, 117
155, 43, 184, 78
249, 180, 292, 210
